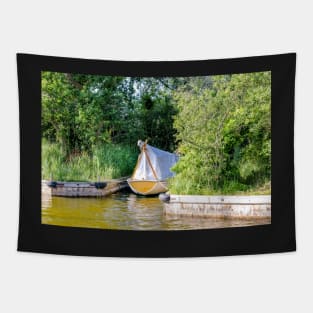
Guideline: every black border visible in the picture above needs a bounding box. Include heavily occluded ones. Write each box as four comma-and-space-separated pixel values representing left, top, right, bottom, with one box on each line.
17, 53, 296, 257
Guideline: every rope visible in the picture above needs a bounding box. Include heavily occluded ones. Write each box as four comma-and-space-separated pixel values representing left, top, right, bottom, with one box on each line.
144, 147, 158, 180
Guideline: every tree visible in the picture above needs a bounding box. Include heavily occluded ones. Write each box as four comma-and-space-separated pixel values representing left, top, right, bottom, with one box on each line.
42, 73, 179, 156
170, 72, 271, 194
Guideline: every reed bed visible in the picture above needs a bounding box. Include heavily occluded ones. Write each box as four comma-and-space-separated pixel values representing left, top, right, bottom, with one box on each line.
42, 141, 138, 181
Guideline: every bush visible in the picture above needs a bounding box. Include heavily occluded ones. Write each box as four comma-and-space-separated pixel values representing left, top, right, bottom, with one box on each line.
169, 72, 271, 195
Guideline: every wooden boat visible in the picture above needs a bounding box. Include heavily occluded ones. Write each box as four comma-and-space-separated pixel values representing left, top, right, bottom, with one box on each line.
127, 140, 178, 196
127, 179, 168, 196
43, 179, 128, 197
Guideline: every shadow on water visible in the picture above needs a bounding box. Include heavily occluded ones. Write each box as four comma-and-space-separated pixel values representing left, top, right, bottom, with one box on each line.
42, 191, 270, 230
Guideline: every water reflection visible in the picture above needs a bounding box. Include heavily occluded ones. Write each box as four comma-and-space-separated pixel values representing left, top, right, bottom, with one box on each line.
42, 191, 270, 230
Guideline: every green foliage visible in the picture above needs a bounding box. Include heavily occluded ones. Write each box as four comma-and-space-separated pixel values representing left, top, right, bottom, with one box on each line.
169, 72, 271, 194
42, 140, 137, 181
42, 70, 271, 194
42, 73, 179, 181
42, 73, 178, 155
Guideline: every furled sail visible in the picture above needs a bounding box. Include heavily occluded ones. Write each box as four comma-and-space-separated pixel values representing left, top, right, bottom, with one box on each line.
132, 140, 179, 181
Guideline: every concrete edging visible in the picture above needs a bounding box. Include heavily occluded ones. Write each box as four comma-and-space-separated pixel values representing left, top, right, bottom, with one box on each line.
163, 194, 271, 219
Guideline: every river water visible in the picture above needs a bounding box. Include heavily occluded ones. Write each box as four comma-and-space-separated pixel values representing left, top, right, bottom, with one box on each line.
42, 191, 270, 230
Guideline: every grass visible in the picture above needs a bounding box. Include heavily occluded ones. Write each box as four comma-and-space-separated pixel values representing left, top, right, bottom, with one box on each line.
42, 140, 138, 181
168, 176, 271, 195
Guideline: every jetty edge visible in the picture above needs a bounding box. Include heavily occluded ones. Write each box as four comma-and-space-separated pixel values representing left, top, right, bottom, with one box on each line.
42, 178, 129, 197
160, 194, 271, 219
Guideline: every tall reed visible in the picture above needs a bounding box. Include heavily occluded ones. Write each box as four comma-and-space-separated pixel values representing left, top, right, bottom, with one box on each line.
42, 140, 138, 181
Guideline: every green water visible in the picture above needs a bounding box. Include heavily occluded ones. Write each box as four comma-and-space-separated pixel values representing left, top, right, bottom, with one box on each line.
42, 191, 270, 230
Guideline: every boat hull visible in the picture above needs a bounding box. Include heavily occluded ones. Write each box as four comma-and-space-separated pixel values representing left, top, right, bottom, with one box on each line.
127, 179, 168, 195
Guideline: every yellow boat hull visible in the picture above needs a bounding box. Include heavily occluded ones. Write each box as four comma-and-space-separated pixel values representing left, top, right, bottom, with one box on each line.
127, 179, 168, 195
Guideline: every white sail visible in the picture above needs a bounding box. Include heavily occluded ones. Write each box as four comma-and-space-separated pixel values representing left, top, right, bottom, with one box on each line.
132, 141, 179, 181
